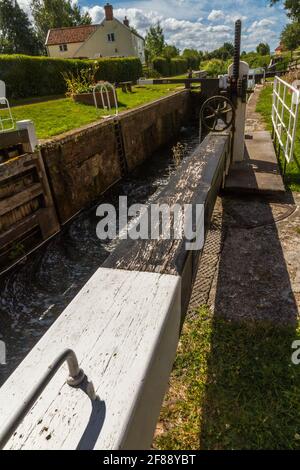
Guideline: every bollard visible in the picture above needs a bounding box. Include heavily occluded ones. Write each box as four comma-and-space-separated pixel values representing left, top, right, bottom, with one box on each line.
16, 120, 38, 153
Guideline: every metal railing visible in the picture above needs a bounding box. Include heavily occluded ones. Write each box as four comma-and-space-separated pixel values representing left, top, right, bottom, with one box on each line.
0, 349, 85, 449
0, 97, 14, 132
272, 76, 300, 168
93, 82, 118, 116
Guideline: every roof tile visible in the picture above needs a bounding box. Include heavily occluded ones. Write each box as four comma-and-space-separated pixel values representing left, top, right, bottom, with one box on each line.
46, 25, 99, 46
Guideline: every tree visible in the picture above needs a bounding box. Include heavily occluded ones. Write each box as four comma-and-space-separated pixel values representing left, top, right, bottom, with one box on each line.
162, 44, 179, 60
270, 1, 300, 21
145, 22, 165, 62
280, 22, 300, 55
256, 43, 270, 55
31, 0, 91, 44
0, 0, 41, 54
182, 48, 200, 68
204, 42, 234, 61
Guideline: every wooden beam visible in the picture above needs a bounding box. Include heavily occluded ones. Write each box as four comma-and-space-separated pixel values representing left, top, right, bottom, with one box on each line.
103, 133, 229, 314
0, 153, 38, 182
0, 212, 39, 249
0, 183, 42, 216
0, 129, 29, 150
0, 269, 181, 450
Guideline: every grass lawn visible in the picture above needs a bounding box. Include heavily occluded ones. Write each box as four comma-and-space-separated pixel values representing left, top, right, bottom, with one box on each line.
154, 307, 300, 450
1, 84, 183, 140
256, 85, 300, 192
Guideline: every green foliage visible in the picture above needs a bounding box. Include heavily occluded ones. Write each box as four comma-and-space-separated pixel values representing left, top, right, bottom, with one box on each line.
145, 22, 165, 62
256, 43, 271, 56
93, 56, 143, 84
152, 57, 170, 76
270, 0, 300, 21
7, 82, 183, 139
31, 0, 91, 44
0, 55, 142, 99
201, 59, 229, 77
155, 306, 300, 450
0, 0, 41, 55
170, 57, 188, 75
181, 49, 200, 69
241, 52, 271, 68
281, 22, 300, 52
142, 65, 161, 78
162, 45, 180, 60
152, 56, 188, 77
63, 63, 99, 95
204, 42, 234, 61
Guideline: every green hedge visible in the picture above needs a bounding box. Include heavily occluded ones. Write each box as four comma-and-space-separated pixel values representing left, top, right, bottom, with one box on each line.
142, 65, 161, 78
152, 57, 170, 76
0, 55, 143, 99
152, 56, 188, 77
170, 58, 188, 76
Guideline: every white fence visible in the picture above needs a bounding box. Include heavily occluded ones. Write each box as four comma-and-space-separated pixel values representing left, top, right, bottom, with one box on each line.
272, 76, 300, 164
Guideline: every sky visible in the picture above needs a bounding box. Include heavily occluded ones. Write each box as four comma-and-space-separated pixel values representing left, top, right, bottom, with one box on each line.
20, 0, 289, 52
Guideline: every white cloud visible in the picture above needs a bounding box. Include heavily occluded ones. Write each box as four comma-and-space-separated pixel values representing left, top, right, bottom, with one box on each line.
83, 5, 238, 51
17, 0, 287, 53
248, 18, 275, 31
208, 10, 225, 22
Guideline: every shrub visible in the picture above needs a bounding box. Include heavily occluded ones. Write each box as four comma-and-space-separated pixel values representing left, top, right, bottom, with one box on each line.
141, 65, 161, 78
243, 53, 271, 69
201, 59, 229, 77
0, 55, 142, 99
63, 63, 99, 96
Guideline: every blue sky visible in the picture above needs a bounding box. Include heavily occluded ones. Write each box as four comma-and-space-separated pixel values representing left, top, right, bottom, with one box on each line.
19, 0, 288, 52
78, 0, 288, 52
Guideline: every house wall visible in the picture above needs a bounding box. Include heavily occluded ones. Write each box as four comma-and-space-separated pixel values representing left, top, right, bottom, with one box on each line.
73, 19, 141, 60
132, 34, 145, 64
47, 42, 83, 58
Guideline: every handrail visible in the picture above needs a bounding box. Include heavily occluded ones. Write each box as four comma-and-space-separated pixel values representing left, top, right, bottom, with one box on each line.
93, 82, 118, 116
0, 97, 14, 132
0, 349, 85, 449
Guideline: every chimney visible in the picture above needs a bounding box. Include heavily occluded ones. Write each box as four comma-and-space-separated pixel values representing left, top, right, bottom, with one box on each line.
104, 3, 113, 21
123, 16, 129, 27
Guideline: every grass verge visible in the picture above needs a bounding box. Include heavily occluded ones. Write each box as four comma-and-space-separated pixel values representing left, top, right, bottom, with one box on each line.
256, 85, 300, 192
154, 306, 300, 450
1, 84, 183, 140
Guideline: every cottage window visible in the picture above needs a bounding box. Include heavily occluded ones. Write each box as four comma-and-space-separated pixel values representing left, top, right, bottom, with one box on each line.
59, 44, 68, 52
107, 33, 115, 42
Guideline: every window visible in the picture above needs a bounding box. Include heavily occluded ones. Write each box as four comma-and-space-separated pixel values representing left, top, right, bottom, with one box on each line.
59, 44, 68, 52
107, 33, 115, 42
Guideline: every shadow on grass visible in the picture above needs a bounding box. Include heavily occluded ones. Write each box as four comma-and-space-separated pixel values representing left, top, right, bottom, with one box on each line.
154, 194, 300, 450
200, 195, 300, 450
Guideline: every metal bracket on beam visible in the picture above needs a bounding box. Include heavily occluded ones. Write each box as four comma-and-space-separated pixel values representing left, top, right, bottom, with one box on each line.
0, 349, 86, 450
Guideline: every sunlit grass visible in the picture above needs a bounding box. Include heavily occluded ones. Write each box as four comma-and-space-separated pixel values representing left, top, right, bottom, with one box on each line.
154, 307, 300, 450
1, 84, 183, 140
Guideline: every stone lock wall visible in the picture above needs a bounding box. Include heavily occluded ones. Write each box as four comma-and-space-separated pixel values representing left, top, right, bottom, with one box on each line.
41, 90, 191, 224
120, 90, 191, 171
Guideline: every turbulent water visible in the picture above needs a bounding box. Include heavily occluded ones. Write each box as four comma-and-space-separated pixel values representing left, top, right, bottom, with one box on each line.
0, 126, 199, 386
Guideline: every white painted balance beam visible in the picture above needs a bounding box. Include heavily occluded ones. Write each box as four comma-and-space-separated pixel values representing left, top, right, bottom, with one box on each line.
0, 268, 181, 450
